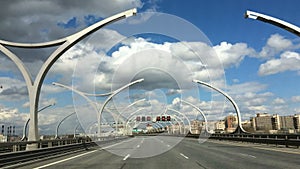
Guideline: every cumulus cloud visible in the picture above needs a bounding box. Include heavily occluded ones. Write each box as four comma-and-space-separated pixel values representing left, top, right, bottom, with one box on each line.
258, 51, 300, 76
292, 96, 300, 102
272, 97, 286, 105
259, 34, 293, 58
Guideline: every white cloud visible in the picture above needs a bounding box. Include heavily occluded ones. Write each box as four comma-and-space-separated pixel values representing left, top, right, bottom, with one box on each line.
214, 42, 255, 68
259, 34, 293, 58
292, 96, 300, 102
258, 51, 300, 76
272, 97, 286, 104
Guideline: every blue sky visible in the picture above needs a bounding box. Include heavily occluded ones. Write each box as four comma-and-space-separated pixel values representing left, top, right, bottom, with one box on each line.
0, 0, 300, 135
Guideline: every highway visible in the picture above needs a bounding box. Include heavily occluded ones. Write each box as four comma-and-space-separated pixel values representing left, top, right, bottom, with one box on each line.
15, 136, 300, 169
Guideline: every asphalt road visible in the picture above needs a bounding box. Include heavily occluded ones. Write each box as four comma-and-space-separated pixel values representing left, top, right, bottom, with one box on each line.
15, 136, 300, 169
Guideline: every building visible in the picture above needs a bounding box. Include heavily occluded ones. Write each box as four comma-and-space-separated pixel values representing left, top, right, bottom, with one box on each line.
224, 115, 237, 133
251, 113, 275, 132
279, 116, 295, 130
190, 120, 202, 134
293, 114, 300, 132
214, 120, 225, 133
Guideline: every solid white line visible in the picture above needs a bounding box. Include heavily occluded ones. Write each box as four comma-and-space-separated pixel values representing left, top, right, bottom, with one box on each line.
180, 153, 189, 159
239, 153, 256, 158
123, 154, 130, 161
33, 150, 97, 169
34, 139, 134, 169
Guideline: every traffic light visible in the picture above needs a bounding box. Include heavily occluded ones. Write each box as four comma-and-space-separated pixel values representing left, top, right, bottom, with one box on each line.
147, 116, 151, 121
141, 116, 146, 121
136, 116, 141, 121
156, 116, 160, 121
162, 116, 166, 121
167, 116, 171, 121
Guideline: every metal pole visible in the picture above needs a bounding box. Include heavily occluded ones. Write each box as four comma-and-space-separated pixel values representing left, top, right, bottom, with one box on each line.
0, 8, 137, 150
245, 10, 300, 37
98, 79, 144, 137
21, 103, 55, 141
193, 79, 246, 133
115, 99, 146, 132
180, 100, 209, 133
55, 112, 76, 139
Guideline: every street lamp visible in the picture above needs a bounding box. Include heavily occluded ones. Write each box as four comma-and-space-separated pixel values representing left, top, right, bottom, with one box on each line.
115, 98, 146, 132
98, 79, 144, 137
193, 79, 246, 134
53, 78, 144, 138
166, 108, 192, 134
21, 102, 55, 141
55, 112, 76, 139
245, 10, 300, 37
0, 8, 137, 150
180, 100, 209, 134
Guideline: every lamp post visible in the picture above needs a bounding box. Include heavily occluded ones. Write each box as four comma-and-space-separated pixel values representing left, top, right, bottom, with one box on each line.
245, 10, 300, 37
193, 79, 246, 134
98, 79, 144, 137
0, 8, 137, 150
180, 100, 209, 134
55, 112, 76, 139
115, 98, 146, 132
166, 108, 192, 134
53, 78, 144, 138
124, 108, 147, 135
21, 103, 55, 141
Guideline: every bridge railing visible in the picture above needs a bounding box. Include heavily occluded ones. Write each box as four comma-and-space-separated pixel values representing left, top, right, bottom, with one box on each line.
209, 133, 300, 148
0, 137, 92, 153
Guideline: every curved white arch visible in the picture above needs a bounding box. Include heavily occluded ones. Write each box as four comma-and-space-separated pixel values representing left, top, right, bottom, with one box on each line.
0, 8, 137, 148
55, 112, 76, 139
180, 100, 209, 133
193, 79, 246, 133
245, 10, 300, 36
98, 79, 144, 136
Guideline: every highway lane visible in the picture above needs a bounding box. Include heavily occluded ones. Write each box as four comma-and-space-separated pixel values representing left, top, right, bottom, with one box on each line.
15, 136, 300, 169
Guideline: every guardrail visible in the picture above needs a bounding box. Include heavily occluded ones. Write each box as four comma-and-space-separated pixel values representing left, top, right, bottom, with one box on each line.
0, 137, 91, 153
209, 133, 300, 148
0, 136, 129, 168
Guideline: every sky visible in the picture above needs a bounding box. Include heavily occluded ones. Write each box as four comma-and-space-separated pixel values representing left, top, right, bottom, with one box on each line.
0, 0, 300, 135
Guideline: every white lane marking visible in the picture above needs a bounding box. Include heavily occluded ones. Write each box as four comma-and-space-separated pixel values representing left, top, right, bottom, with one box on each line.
180, 153, 189, 159
137, 145, 140, 148
123, 154, 130, 161
239, 153, 256, 158
167, 144, 171, 147
33, 150, 97, 169
34, 139, 134, 169
141, 138, 145, 144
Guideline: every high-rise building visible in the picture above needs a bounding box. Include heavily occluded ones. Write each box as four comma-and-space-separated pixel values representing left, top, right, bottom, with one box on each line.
251, 113, 275, 132
293, 114, 300, 132
279, 116, 294, 130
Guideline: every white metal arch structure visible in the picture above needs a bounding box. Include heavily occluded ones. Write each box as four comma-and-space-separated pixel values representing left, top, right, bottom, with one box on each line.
55, 112, 76, 139
98, 78, 144, 136
0, 8, 137, 147
245, 10, 300, 37
166, 108, 192, 134
21, 103, 55, 141
115, 98, 146, 132
180, 100, 209, 134
52, 82, 134, 135
193, 79, 246, 133
124, 108, 147, 135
